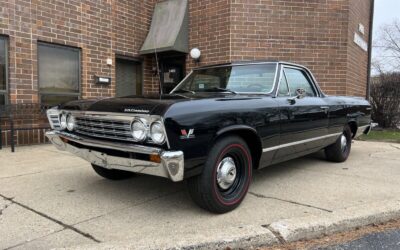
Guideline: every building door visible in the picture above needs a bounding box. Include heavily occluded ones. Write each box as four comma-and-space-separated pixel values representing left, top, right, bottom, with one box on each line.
116, 58, 142, 97
160, 55, 185, 94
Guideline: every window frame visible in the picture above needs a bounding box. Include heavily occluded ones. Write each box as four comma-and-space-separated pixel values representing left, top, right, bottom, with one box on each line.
275, 64, 320, 98
277, 70, 290, 97
0, 35, 9, 105
115, 55, 144, 97
37, 41, 82, 104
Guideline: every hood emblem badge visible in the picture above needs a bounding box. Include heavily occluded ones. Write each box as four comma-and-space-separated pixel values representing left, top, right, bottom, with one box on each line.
180, 129, 195, 139
124, 108, 149, 113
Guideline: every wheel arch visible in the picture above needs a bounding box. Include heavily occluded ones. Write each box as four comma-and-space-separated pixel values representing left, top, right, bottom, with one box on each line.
347, 120, 358, 138
212, 125, 263, 169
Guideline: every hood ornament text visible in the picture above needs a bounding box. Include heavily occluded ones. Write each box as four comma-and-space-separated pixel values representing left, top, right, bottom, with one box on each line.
124, 108, 149, 113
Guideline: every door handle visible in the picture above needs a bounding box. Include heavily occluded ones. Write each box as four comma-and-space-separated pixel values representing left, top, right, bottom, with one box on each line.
320, 106, 329, 114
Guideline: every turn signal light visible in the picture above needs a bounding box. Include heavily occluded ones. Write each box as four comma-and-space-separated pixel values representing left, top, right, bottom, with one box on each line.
150, 154, 161, 163
61, 137, 69, 143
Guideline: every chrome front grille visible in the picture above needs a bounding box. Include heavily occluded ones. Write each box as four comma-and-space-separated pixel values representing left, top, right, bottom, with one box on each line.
75, 116, 134, 142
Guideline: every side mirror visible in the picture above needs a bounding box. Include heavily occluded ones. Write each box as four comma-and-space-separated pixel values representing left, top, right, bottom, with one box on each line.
288, 88, 306, 104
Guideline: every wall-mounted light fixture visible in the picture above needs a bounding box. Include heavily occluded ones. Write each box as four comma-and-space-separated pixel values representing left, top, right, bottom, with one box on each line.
190, 48, 201, 62
106, 58, 112, 66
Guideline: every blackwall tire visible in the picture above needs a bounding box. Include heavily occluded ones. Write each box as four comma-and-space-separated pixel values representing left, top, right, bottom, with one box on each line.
91, 164, 135, 180
325, 125, 352, 163
186, 136, 252, 213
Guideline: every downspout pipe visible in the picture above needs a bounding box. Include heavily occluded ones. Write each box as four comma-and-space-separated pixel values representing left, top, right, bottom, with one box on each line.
366, 0, 375, 100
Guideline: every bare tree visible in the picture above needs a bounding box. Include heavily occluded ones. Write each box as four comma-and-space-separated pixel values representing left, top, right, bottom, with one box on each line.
370, 20, 400, 128
373, 19, 400, 72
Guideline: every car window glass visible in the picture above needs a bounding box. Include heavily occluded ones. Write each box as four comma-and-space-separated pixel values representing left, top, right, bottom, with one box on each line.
191, 74, 221, 91
277, 72, 289, 97
175, 64, 277, 93
226, 65, 276, 93
284, 68, 316, 97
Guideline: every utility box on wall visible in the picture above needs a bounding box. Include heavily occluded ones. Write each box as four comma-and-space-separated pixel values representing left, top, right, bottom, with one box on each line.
95, 76, 111, 85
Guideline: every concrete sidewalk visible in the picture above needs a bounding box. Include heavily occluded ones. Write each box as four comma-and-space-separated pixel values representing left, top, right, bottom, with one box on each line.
0, 141, 399, 249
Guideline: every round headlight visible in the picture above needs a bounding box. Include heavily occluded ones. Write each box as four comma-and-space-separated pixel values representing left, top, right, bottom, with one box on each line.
131, 120, 147, 141
60, 113, 67, 130
66, 114, 75, 131
150, 121, 166, 144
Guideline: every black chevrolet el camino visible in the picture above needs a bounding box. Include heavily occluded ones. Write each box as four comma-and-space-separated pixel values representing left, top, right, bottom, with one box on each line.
46, 61, 371, 213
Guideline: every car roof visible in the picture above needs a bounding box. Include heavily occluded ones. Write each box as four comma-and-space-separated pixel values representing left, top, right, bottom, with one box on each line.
194, 60, 304, 70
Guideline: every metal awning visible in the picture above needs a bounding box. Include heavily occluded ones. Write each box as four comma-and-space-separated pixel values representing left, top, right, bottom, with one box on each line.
140, 0, 188, 55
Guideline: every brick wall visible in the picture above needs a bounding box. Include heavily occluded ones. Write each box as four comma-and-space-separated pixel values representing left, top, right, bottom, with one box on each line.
187, 0, 231, 70
188, 0, 372, 97
0, 0, 372, 102
0, 0, 372, 147
0, 0, 159, 146
346, 0, 371, 97
0, 0, 158, 106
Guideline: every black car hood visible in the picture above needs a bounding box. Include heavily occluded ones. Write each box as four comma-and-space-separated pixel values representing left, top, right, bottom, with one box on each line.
59, 93, 267, 115
60, 94, 185, 115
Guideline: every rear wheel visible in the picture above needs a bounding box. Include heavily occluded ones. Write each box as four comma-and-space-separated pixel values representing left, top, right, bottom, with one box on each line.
187, 136, 252, 213
91, 164, 135, 180
325, 125, 352, 162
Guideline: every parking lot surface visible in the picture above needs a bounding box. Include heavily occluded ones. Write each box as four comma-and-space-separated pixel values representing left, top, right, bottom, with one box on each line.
0, 141, 399, 249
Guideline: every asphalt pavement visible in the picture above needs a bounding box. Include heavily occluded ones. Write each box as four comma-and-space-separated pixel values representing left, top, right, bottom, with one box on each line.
317, 229, 400, 250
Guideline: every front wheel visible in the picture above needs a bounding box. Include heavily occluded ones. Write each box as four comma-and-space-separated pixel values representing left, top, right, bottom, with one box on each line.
325, 125, 352, 162
187, 136, 252, 213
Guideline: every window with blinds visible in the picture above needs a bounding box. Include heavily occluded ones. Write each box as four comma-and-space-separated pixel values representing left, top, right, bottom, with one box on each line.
38, 42, 81, 106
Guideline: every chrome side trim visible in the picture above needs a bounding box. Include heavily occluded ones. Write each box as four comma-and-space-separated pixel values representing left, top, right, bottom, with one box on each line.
262, 133, 342, 153
45, 131, 184, 182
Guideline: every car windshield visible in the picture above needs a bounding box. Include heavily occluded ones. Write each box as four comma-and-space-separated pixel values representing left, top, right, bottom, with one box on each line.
172, 63, 277, 94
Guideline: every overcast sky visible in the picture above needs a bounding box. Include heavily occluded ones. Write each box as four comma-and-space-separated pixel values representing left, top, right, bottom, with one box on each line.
373, 0, 400, 31
372, 0, 400, 73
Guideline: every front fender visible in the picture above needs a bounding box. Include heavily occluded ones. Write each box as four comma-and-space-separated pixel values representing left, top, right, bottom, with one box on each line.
215, 124, 258, 137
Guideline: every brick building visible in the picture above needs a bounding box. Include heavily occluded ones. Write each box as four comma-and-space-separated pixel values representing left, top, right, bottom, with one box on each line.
0, 0, 374, 146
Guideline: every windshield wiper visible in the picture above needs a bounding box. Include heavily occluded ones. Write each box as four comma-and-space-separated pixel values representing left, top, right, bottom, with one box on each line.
172, 89, 196, 94
207, 87, 237, 94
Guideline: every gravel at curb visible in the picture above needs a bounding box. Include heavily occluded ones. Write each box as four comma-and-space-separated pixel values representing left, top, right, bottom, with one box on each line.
65, 200, 400, 249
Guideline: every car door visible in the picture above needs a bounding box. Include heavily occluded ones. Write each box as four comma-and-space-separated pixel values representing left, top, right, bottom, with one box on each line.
272, 65, 329, 161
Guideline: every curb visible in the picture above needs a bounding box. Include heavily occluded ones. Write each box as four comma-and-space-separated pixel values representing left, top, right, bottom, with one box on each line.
269, 199, 400, 243
68, 199, 400, 250
70, 225, 278, 250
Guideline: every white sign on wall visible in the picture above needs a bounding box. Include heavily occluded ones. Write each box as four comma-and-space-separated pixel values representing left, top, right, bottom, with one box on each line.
354, 33, 368, 52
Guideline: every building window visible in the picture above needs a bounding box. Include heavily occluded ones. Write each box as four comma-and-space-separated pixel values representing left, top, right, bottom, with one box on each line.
0, 37, 8, 105
38, 42, 81, 106
116, 57, 142, 97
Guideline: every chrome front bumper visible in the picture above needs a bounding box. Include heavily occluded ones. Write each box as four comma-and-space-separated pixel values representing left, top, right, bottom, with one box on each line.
354, 124, 372, 138
45, 131, 184, 182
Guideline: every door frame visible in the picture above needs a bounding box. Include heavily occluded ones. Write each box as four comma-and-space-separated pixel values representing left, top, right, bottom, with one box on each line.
157, 52, 186, 94
115, 55, 144, 96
